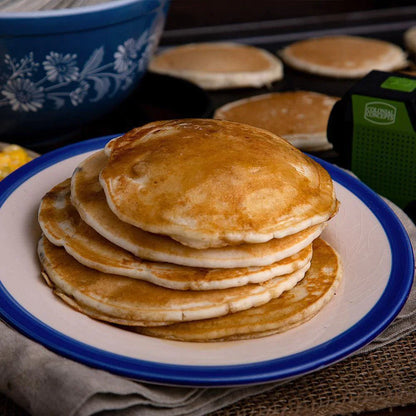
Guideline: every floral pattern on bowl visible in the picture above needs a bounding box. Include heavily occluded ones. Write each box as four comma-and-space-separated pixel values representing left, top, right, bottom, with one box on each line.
0, 30, 159, 113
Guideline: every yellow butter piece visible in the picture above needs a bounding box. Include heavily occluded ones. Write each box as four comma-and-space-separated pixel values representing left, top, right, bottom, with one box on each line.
0, 145, 33, 180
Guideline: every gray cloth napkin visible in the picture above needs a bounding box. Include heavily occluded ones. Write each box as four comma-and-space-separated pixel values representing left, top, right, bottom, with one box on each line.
1, 199, 415, 416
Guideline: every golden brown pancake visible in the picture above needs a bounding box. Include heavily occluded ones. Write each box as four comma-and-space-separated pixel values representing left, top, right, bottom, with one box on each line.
280, 35, 408, 78
214, 91, 338, 151
404, 26, 416, 54
39, 178, 313, 290
138, 238, 342, 341
149, 42, 283, 89
99, 119, 337, 249
71, 150, 324, 268
38, 236, 310, 325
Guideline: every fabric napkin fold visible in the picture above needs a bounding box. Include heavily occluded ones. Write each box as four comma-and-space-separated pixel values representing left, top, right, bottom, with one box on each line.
1, 198, 415, 416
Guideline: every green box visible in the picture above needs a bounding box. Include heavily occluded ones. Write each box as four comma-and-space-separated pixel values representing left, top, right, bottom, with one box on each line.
328, 71, 416, 209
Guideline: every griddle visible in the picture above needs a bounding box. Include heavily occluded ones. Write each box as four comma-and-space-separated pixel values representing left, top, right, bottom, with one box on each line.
22, 6, 416, 221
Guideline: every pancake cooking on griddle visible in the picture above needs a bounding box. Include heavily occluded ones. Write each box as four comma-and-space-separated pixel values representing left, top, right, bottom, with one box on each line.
149, 42, 283, 89
280, 35, 408, 78
214, 91, 338, 152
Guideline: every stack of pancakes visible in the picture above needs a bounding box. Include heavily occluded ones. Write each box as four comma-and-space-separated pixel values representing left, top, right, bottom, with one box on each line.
38, 119, 342, 342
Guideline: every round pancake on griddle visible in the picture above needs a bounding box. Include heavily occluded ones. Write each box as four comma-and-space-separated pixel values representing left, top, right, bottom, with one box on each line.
99, 119, 337, 249
404, 27, 416, 55
149, 42, 283, 90
214, 91, 338, 151
138, 238, 342, 341
38, 236, 310, 325
39, 179, 312, 290
280, 35, 408, 78
71, 150, 325, 268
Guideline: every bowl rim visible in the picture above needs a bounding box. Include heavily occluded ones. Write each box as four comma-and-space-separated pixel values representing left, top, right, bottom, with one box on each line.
0, 0, 162, 19
0, 0, 169, 36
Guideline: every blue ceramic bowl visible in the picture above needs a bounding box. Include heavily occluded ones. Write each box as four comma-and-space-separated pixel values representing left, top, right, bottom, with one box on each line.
0, 0, 170, 143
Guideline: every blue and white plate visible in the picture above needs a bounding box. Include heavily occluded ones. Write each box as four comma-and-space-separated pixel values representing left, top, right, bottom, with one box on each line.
0, 135, 413, 387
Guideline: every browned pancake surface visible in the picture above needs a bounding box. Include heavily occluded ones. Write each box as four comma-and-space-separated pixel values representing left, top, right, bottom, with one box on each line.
138, 238, 342, 341
215, 91, 337, 137
38, 236, 310, 324
100, 119, 337, 249
281, 35, 407, 77
71, 150, 325, 268
150, 42, 275, 73
39, 178, 312, 290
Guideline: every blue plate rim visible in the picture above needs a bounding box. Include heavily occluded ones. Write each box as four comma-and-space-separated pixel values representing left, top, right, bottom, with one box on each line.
0, 135, 414, 387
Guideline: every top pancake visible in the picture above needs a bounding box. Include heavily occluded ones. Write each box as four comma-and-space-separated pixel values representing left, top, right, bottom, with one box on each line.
148, 42, 283, 89
71, 150, 325, 268
280, 35, 408, 78
214, 91, 338, 151
99, 119, 337, 249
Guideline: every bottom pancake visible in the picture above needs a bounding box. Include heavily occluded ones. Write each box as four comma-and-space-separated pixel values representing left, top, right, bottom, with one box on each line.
136, 238, 342, 341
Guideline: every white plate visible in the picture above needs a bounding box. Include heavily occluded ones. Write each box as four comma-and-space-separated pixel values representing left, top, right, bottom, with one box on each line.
0, 135, 413, 386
